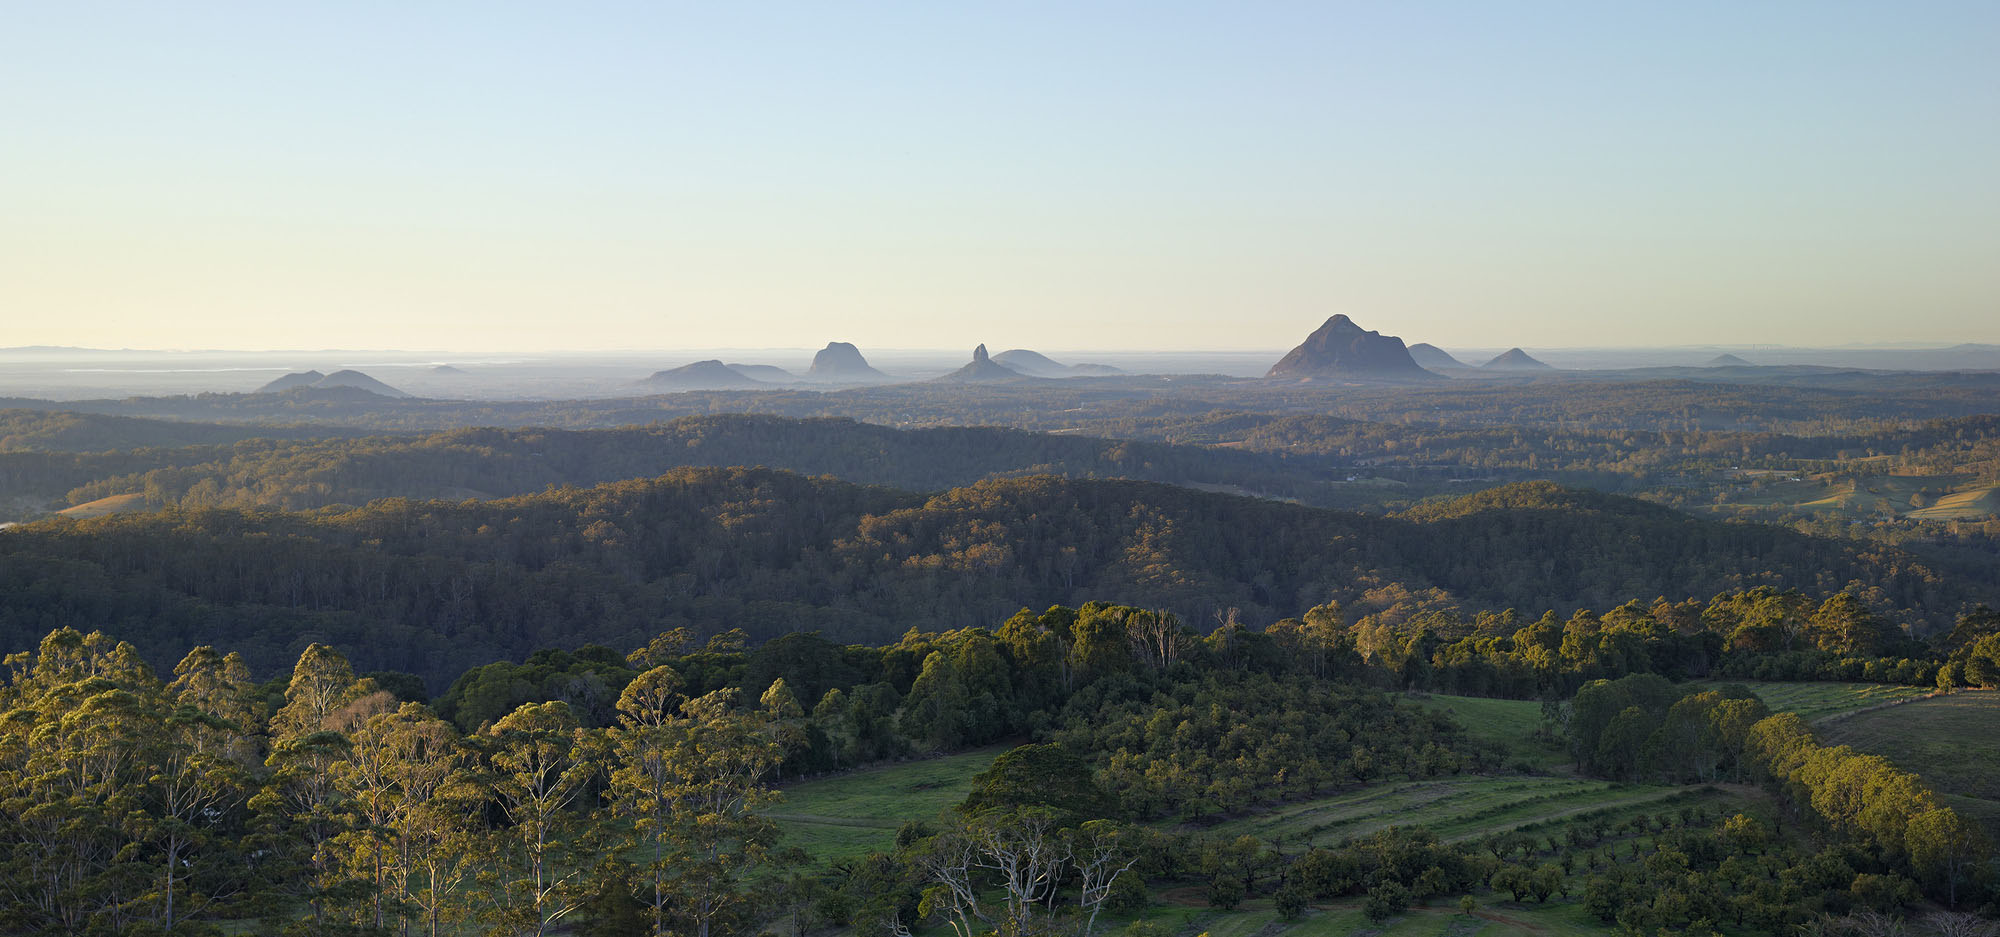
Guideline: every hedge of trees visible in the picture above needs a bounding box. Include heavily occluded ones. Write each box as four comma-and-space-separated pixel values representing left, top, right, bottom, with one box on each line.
1566, 673, 1988, 907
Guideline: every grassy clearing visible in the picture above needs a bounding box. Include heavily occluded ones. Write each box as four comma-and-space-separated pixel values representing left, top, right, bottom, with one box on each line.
1407, 693, 1567, 771
1702, 680, 1933, 723
767, 747, 1003, 864
57, 493, 148, 518
1820, 690, 2000, 835
1907, 486, 2000, 519
1695, 471, 1999, 522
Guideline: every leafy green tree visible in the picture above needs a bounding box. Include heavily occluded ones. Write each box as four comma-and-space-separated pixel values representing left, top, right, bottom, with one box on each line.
1907, 807, 1986, 907
605, 684, 787, 937
959, 743, 1111, 826
1364, 881, 1407, 922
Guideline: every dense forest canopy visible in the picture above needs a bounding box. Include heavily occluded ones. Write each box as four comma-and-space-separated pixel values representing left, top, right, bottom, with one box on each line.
1, 467, 1986, 688
8, 403, 1998, 565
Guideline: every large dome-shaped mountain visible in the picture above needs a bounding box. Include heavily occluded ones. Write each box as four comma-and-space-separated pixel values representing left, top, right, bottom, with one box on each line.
1266, 315, 1437, 381
806, 342, 887, 381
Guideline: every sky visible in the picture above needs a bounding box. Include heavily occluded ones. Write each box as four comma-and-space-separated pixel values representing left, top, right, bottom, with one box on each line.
4, 2, 1997, 353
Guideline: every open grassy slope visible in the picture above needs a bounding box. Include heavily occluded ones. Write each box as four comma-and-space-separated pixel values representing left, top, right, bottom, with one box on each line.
1907, 486, 2000, 520
1408, 694, 1567, 771
767, 747, 1003, 865
56, 493, 149, 518
1698, 471, 2000, 522
1701, 680, 1934, 723
1819, 690, 2000, 836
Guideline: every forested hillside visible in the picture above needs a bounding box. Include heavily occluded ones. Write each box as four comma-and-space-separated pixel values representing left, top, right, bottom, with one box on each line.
32, 416, 1348, 512
1, 470, 1983, 687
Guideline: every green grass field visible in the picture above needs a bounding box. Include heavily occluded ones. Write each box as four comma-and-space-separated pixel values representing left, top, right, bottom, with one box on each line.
1700, 681, 1934, 723
1820, 690, 2000, 836
1408, 694, 1568, 771
767, 747, 1004, 864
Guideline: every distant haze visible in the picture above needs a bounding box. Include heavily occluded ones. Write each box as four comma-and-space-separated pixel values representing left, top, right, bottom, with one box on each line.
3, 4, 1996, 351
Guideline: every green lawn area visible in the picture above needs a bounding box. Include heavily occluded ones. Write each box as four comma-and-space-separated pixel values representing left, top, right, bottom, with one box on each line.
1407, 693, 1568, 771
766, 746, 1004, 865
1700, 681, 1933, 723
1820, 690, 2000, 837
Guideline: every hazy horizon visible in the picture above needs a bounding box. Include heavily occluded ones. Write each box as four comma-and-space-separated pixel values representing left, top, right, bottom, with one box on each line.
6, 3, 1998, 352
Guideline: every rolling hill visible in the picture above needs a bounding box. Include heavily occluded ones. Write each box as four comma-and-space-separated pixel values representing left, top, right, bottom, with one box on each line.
1, 472, 1982, 687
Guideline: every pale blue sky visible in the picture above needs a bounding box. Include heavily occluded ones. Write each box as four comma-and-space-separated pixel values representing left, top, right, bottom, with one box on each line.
4, 2, 1996, 351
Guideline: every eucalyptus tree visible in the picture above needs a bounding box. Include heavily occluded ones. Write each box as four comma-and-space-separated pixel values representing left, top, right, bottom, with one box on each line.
148, 645, 262, 931
0, 629, 165, 935
605, 680, 788, 937
484, 700, 600, 937
252, 643, 370, 935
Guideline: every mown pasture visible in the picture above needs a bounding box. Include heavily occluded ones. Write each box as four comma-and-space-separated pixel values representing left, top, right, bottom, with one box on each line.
1820, 690, 2000, 836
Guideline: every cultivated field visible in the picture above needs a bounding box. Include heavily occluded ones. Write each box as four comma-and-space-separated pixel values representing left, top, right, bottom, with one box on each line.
779, 695, 1764, 937
1190, 776, 1745, 849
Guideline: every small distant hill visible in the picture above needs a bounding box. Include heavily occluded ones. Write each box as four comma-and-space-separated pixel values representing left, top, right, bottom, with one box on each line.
806, 342, 886, 381
255, 369, 411, 398
936, 345, 1028, 382
1706, 353, 1754, 367
643, 360, 769, 390
317, 370, 413, 397
1407, 343, 1467, 370
992, 349, 1124, 378
726, 363, 795, 383
430, 365, 469, 376
1482, 348, 1553, 371
256, 370, 327, 393
1265, 315, 1437, 381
